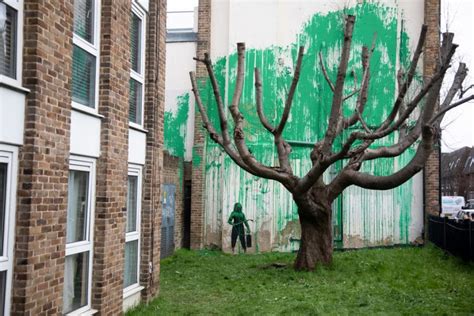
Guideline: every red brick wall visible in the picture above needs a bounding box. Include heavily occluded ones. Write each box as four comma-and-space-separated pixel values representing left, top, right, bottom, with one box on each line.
190, 0, 211, 250
423, 0, 441, 221
140, 0, 167, 302
92, 0, 131, 313
12, 0, 167, 313
12, 1, 74, 314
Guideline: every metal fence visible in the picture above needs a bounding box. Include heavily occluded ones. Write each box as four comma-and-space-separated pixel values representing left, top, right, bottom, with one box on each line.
428, 215, 474, 261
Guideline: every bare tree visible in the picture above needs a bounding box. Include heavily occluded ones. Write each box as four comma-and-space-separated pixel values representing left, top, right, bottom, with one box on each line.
189, 15, 474, 270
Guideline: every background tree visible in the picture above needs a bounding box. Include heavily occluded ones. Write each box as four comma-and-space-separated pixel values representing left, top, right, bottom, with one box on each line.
190, 15, 474, 270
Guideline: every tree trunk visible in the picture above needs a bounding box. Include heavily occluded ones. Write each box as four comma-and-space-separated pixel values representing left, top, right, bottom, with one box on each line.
293, 195, 333, 271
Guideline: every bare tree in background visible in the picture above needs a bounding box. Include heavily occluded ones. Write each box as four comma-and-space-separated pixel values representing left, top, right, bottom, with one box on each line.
190, 15, 474, 270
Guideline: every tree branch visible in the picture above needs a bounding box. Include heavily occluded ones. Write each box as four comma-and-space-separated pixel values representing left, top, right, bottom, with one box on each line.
322, 15, 356, 152
430, 94, 474, 125
432, 63, 468, 124
225, 43, 296, 186
275, 46, 305, 136
460, 84, 474, 98
327, 124, 436, 199
341, 37, 376, 130
255, 68, 275, 133
338, 39, 457, 157
193, 53, 232, 146
190, 71, 224, 145
319, 51, 335, 92
376, 25, 428, 130
190, 71, 253, 173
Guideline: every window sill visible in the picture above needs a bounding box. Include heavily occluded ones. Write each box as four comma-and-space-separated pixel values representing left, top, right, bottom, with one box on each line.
129, 123, 148, 134
0, 79, 30, 94
66, 307, 98, 316
123, 285, 144, 299
72, 104, 105, 120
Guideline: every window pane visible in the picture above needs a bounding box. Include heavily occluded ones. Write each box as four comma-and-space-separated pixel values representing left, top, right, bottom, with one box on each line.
129, 79, 143, 124
0, 270, 5, 316
72, 45, 96, 108
124, 240, 138, 288
126, 175, 138, 233
73, 0, 94, 43
66, 170, 89, 243
0, 163, 6, 256
130, 13, 141, 73
63, 252, 89, 314
0, 3, 17, 79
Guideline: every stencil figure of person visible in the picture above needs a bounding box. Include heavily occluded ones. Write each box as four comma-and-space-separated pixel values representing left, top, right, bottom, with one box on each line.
227, 202, 250, 254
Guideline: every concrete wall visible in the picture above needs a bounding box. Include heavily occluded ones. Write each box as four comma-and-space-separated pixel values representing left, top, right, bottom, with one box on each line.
188, 0, 428, 253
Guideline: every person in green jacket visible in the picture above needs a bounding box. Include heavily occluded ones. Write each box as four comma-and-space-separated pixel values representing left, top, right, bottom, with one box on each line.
227, 202, 250, 253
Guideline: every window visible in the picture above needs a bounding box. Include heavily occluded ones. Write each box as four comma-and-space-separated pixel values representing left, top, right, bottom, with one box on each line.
72, 0, 100, 110
63, 157, 95, 315
0, 145, 18, 315
129, 4, 146, 126
0, 0, 23, 86
124, 165, 142, 294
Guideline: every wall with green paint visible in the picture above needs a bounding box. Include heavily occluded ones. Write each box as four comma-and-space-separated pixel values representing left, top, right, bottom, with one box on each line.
192, 0, 425, 252
165, 42, 197, 162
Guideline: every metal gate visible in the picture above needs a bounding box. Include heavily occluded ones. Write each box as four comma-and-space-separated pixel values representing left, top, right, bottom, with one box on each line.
161, 184, 176, 259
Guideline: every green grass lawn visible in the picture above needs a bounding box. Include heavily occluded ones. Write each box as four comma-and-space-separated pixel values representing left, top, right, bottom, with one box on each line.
127, 245, 474, 315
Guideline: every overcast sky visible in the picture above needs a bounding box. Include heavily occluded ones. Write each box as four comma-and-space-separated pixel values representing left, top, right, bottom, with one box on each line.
441, 0, 474, 152
167, 0, 474, 152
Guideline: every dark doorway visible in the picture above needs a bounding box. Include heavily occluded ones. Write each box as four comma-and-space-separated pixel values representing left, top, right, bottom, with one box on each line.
182, 180, 192, 249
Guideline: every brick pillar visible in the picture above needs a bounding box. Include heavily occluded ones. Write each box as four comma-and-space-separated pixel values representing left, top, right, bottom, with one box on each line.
423, 0, 441, 221
190, 0, 212, 250
92, 0, 131, 313
12, 1, 73, 315
140, 0, 167, 302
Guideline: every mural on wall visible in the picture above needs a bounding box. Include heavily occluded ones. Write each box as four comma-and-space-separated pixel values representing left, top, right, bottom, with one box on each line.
170, 1, 424, 252
164, 93, 190, 159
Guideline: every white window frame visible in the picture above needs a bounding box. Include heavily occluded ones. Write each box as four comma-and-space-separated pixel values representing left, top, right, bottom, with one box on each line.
71, 0, 101, 115
64, 156, 96, 316
0, 0, 24, 89
0, 144, 18, 316
123, 164, 143, 298
129, 2, 146, 128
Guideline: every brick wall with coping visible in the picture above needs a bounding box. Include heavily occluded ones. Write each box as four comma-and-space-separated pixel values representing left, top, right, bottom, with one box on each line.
140, 0, 167, 302
190, 0, 211, 250
12, 1, 74, 314
423, 0, 441, 223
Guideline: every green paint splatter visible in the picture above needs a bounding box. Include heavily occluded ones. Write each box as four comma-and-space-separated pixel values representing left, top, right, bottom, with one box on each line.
199, 3, 420, 250
164, 93, 189, 158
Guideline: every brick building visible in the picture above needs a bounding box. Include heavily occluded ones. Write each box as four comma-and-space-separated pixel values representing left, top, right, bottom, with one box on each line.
441, 147, 474, 200
0, 0, 166, 314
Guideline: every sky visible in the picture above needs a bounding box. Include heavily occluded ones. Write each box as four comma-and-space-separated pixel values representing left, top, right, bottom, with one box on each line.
440, 0, 474, 152
166, 0, 474, 152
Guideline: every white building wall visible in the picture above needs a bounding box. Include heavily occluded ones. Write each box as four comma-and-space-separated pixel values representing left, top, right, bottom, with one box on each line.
199, 0, 426, 251
164, 41, 197, 161
0, 87, 26, 146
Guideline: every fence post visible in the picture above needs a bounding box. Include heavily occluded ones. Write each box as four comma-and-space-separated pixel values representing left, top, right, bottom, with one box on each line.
469, 220, 472, 260
443, 216, 447, 250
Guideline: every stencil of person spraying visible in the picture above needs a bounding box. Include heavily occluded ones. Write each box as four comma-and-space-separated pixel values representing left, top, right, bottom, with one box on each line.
227, 202, 251, 254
